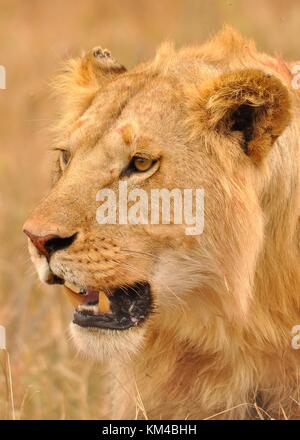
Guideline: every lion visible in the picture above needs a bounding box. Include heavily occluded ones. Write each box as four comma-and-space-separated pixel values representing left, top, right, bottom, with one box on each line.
23, 27, 300, 419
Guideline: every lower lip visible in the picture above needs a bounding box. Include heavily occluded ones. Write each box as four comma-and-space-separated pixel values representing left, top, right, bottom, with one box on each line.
73, 310, 139, 330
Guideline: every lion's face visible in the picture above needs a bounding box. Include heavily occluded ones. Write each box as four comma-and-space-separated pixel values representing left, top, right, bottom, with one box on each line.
23, 46, 290, 360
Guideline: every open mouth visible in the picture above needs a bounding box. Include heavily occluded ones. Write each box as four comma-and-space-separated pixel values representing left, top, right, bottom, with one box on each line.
63, 281, 152, 331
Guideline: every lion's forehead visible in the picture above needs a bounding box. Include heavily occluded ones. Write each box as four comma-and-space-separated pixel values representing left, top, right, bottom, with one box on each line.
69, 79, 181, 150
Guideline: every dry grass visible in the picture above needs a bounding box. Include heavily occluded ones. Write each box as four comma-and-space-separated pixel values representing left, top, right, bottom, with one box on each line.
0, 0, 299, 420
0, 348, 15, 419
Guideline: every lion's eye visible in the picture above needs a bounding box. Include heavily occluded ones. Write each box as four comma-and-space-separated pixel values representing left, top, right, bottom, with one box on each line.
59, 150, 71, 170
132, 156, 155, 172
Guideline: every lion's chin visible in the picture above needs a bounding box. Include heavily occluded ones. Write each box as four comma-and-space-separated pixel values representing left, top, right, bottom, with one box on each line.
69, 322, 146, 361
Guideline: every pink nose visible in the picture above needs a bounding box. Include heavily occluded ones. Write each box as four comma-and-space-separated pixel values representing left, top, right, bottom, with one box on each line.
23, 229, 77, 259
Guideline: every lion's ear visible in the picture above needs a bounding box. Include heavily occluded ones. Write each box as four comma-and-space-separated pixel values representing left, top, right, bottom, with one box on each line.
76, 47, 127, 87
193, 69, 291, 163
53, 47, 127, 117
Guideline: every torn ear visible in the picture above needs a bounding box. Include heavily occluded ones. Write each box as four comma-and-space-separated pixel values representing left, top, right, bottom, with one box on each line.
78, 47, 127, 87
194, 69, 291, 163
53, 47, 127, 118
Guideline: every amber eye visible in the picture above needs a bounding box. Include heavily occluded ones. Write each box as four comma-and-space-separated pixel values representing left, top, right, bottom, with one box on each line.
132, 156, 155, 172
59, 150, 71, 169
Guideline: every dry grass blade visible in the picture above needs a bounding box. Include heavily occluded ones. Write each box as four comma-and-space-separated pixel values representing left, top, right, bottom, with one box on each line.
0, 349, 15, 420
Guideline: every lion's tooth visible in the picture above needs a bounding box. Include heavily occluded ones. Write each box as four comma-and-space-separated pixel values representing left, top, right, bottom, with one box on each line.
78, 304, 98, 314
64, 282, 81, 294
98, 291, 111, 314
63, 285, 85, 307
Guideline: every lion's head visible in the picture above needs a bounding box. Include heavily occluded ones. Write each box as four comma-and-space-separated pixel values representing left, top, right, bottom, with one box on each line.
23, 29, 298, 365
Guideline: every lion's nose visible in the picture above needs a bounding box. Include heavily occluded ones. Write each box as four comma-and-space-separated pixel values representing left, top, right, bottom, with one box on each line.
23, 229, 77, 259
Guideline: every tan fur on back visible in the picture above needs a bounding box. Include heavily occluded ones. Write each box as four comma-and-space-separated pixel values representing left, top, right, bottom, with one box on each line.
26, 27, 300, 419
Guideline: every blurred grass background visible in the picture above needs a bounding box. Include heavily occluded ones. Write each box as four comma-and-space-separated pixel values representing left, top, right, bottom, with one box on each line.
0, 0, 299, 419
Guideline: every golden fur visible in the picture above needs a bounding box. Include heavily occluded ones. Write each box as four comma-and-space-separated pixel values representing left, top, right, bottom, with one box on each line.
24, 27, 300, 419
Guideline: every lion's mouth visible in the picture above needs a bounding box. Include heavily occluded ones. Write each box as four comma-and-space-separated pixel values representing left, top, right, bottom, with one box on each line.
64, 281, 152, 330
